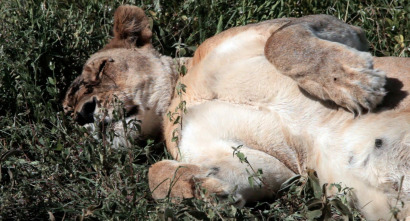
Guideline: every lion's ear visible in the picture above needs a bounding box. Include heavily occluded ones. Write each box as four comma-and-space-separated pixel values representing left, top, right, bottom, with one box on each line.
111, 5, 152, 48
82, 57, 110, 84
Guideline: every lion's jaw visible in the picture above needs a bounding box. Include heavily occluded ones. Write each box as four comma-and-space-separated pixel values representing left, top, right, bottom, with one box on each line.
63, 47, 179, 146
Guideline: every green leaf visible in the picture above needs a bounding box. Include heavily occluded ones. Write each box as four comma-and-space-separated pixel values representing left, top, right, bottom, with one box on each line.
48, 61, 55, 71
306, 198, 323, 210
180, 84, 186, 93
279, 174, 301, 192
47, 77, 55, 85
164, 208, 174, 220
207, 209, 215, 219
179, 48, 186, 56
173, 116, 180, 125
55, 141, 63, 151
184, 210, 208, 220
216, 15, 223, 34
306, 209, 322, 220
329, 183, 342, 192
248, 176, 254, 188
329, 199, 352, 219
235, 152, 246, 162
307, 169, 322, 198
180, 65, 187, 75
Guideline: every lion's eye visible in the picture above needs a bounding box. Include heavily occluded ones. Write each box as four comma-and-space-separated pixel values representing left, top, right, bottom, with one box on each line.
85, 87, 93, 94
98, 60, 107, 74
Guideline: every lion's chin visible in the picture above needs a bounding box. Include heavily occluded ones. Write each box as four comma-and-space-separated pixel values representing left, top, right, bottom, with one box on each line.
82, 107, 163, 149
81, 115, 141, 149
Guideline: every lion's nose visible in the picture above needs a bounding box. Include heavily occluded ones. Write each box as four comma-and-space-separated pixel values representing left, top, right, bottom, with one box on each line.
76, 97, 97, 125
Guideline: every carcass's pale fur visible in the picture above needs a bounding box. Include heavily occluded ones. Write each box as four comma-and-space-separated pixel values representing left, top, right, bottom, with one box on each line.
63, 5, 410, 220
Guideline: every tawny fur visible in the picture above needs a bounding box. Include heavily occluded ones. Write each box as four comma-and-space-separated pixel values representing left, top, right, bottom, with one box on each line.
63, 5, 410, 220
104, 5, 152, 50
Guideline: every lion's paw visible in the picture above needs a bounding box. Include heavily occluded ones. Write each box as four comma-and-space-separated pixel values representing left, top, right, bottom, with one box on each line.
193, 174, 245, 206
330, 66, 386, 115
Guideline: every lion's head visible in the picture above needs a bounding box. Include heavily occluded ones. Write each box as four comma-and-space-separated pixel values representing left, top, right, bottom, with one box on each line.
63, 5, 178, 145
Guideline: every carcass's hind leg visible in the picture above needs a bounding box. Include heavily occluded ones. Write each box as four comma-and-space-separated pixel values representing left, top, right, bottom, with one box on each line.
265, 15, 386, 115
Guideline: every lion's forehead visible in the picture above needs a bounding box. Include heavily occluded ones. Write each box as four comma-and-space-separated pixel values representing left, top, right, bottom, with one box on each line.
87, 47, 156, 62
88, 48, 159, 76
64, 48, 161, 111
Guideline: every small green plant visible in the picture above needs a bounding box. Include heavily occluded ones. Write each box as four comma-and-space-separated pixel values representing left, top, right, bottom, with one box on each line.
389, 176, 406, 221
232, 145, 265, 189
167, 43, 188, 153
273, 169, 366, 221
232, 146, 364, 220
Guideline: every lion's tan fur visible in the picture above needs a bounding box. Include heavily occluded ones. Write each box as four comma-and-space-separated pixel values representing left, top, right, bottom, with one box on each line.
64, 5, 410, 220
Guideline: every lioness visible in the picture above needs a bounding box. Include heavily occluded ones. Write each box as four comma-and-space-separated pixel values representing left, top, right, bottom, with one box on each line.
63, 5, 410, 220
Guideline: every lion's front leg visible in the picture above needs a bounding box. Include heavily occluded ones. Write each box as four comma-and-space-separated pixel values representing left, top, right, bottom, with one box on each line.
265, 15, 386, 115
149, 147, 296, 206
148, 160, 246, 206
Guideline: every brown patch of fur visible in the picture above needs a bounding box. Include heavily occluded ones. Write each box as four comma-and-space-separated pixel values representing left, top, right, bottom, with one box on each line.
149, 160, 233, 201
102, 5, 152, 51
264, 15, 385, 115
149, 160, 199, 200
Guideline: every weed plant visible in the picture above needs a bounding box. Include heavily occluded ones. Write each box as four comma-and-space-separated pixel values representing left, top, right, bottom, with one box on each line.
0, 0, 408, 220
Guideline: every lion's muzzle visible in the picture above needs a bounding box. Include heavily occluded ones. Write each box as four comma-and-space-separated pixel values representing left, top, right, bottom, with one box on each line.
75, 97, 97, 125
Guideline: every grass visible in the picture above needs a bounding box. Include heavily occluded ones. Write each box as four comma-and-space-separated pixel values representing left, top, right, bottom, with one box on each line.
0, 0, 408, 220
